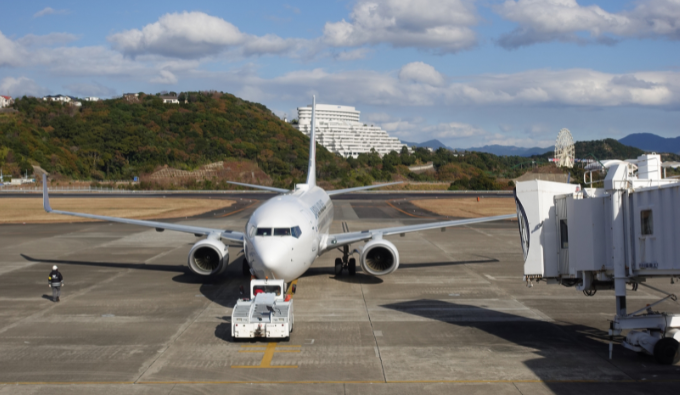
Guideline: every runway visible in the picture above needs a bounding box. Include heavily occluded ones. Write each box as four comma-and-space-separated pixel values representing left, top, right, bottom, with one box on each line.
0, 196, 678, 394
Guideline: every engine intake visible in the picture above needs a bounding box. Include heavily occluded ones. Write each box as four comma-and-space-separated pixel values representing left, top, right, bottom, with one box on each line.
360, 239, 399, 276
188, 239, 229, 276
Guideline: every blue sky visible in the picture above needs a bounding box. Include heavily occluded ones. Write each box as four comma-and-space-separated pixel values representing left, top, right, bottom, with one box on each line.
1, 0, 679, 148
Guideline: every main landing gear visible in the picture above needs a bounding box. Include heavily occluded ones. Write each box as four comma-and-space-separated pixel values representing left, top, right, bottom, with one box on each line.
335, 245, 356, 276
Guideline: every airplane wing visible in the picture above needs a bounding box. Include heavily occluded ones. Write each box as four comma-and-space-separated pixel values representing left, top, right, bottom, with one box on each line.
226, 181, 289, 193
42, 175, 244, 243
327, 181, 403, 196
322, 214, 516, 252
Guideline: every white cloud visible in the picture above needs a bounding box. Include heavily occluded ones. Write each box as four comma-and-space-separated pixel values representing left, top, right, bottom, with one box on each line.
34, 7, 68, 18
399, 62, 445, 86
108, 11, 305, 59
223, 66, 680, 109
64, 82, 116, 97
0, 77, 50, 97
17, 33, 79, 47
323, 0, 478, 53
495, 0, 680, 48
150, 70, 178, 84
0, 31, 27, 67
335, 48, 372, 61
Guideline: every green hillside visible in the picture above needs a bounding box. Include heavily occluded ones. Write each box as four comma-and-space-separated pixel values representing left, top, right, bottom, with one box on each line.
0, 92, 658, 190
532, 138, 644, 161
2, 92, 343, 188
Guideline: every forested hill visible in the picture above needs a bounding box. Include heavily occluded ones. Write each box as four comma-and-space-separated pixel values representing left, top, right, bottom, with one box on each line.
532, 138, 644, 161
0, 92, 343, 187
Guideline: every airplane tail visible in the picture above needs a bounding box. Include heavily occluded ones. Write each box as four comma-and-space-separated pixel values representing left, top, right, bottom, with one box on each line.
306, 96, 317, 187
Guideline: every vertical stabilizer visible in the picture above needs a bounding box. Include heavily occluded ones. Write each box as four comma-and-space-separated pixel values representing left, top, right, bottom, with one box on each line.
306, 96, 317, 186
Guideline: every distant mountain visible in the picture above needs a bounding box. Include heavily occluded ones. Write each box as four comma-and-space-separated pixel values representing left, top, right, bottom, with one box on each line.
618, 133, 680, 155
463, 145, 554, 157
402, 139, 552, 157
401, 139, 454, 151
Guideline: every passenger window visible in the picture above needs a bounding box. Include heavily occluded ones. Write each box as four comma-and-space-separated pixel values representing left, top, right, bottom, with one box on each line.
560, 219, 568, 249
641, 210, 653, 235
291, 226, 302, 238
274, 228, 291, 236
256, 228, 272, 236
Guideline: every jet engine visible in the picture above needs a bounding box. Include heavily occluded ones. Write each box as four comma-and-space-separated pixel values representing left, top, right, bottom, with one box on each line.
360, 239, 399, 276
188, 239, 229, 276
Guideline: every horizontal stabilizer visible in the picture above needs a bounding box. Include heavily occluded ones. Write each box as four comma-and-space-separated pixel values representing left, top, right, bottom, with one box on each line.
327, 181, 403, 196
227, 181, 289, 193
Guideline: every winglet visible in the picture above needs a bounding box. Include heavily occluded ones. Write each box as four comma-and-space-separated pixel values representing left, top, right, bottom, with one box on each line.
42, 174, 52, 212
306, 96, 317, 187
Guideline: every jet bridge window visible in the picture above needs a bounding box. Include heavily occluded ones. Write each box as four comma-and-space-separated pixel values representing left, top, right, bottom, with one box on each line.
560, 219, 569, 249
274, 228, 291, 236
256, 228, 272, 236
641, 210, 653, 235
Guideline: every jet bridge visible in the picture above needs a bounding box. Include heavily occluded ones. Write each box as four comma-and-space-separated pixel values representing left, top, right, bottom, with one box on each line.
515, 154, 680, 365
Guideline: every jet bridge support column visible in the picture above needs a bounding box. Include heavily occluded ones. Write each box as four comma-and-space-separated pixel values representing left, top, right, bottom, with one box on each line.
611, 190, 627, 317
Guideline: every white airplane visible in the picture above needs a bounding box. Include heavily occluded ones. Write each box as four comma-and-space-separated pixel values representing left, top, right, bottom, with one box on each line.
42, 97, 515, 283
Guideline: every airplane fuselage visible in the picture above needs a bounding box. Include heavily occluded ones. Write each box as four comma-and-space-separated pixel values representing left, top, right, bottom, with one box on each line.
244, 184, 333, 282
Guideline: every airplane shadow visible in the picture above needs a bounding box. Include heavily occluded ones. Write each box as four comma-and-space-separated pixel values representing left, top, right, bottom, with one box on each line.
380, 299, 680, 392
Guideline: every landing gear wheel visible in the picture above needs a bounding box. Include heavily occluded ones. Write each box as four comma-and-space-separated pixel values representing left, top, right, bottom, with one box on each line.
334, 258, 343, 276
654, 338, 680, 365
242, 258, 250, 276
348, 258, 356, 275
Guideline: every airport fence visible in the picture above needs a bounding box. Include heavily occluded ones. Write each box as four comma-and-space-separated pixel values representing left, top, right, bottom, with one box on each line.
0, 186, 513, 195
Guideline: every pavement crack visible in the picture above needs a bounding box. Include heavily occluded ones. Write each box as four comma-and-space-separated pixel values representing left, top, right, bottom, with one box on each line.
361, 283, 387, 383
133, 282, 217, 383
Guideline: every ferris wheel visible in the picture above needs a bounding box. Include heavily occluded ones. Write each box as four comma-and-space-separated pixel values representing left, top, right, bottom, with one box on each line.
554, 128, 575, 168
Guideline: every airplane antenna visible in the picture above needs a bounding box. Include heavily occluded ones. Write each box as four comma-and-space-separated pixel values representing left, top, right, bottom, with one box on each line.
306, 96, 317, 187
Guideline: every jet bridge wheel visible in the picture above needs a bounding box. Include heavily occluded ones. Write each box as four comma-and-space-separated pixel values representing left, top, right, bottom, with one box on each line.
348, 258, 356, 275
334, 258, 343, 276
653, 338, 680, 365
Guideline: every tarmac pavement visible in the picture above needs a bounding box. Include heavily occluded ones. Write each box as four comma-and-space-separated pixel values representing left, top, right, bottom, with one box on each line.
0, 196, 678, 394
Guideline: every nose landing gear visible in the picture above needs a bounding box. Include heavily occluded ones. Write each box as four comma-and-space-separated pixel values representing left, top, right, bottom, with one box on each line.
334, 245, 357, 276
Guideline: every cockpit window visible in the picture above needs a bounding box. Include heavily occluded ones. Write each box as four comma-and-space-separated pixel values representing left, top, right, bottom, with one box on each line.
291, 226, 302, 239
256, 228, 272, 236
274, 228, 291, 236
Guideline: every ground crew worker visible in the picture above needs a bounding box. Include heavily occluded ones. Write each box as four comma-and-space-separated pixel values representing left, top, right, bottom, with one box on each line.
48, 265, 63, 302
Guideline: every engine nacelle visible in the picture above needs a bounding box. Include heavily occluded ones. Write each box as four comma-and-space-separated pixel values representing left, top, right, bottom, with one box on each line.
188, 239, 229, 276
360, 239, 399, 276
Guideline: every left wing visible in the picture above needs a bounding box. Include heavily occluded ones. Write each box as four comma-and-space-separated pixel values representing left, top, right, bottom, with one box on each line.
42, 175, 244, 243
321, 214, 515, 252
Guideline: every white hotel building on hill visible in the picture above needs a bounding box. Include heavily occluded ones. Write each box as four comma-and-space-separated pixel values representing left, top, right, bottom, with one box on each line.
293, 104, 408, 158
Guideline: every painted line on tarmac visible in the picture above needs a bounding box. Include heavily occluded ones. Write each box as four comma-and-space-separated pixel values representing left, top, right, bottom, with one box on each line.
219, 200, 259, 218
385, 200, 436, 219
6, 379, 680, 385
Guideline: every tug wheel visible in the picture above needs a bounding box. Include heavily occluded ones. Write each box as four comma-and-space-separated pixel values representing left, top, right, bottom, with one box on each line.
334, 258, 343, 275
242, 258, 250, 276
348, 258, 356, 276
654, 338, 680, 365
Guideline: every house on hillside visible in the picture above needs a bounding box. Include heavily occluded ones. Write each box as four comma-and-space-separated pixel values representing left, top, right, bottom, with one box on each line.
161, 95, 179, 104
123, 93, 140, 103
43, 94, 72, 103
83, 97, 100, 102
0, 95, 12, 108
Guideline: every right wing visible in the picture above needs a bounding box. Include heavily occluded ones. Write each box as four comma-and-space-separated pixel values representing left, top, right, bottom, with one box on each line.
42, 175, 244, 243
322, 214, 515, 252
227, 181, 289, 193
327, 181, 403, 196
